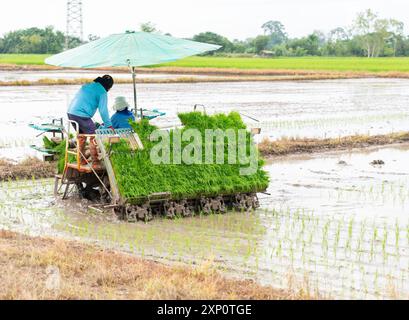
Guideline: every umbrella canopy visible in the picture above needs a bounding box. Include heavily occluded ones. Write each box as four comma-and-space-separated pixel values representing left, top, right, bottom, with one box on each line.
46, 31, 220, 116
45, 31, 221, 68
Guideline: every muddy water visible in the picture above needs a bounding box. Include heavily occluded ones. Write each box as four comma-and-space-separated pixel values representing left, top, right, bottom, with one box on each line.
1, 78, 409, 160
1, 77, 409, 297
1, 144, 408, 299
265, 144, 409, 219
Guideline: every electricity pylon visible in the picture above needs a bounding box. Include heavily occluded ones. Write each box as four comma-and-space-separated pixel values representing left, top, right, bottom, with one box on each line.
65, 0, 83, 49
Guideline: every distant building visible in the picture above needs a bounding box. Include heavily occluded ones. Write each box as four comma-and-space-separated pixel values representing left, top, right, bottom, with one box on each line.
260, 50, 274, 57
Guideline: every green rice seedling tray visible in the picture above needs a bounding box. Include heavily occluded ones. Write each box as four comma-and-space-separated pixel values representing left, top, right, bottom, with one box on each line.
107, 112, 269, 206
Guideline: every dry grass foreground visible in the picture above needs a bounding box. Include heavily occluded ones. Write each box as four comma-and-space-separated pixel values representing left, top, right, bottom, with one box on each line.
0, 157, 55, 181
0, 230, 311, 300
259, 132, 409, 157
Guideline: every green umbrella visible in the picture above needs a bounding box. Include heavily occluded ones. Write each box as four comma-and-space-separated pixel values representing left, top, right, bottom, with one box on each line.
45, 31, 221, 113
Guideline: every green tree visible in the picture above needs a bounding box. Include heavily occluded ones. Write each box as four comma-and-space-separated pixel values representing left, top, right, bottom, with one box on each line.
66, 36, 82, 50
231, 39, 247, 53
271, 43, 288, 56
323, 27, 351, 56
395, 36, 409, 56
192, 32, 232, 53
0, 26, 67, 53
140, 22, 158, 33
352, 9, 379, 57
261, 20, 288, 45
251, 35, 270, 54
286, 34, 321, 56
351, 9, 403, 57
313, 30, 326, 46
388, 19, 404, 56
329, 27, 349, 42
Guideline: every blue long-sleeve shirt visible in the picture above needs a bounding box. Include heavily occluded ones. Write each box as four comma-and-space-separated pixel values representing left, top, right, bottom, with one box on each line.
68, 82, 112, 127
111, 109, 136, 129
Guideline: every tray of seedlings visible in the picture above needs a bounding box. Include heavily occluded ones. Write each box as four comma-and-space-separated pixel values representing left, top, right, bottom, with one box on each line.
101, 111, 269, 222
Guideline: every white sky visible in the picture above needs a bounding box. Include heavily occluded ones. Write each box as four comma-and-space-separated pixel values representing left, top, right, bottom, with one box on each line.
1, 0, 409, 40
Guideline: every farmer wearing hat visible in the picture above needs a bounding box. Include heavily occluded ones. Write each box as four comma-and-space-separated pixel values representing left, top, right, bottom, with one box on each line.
67, 75, 115, 169
111, 96, 135, 129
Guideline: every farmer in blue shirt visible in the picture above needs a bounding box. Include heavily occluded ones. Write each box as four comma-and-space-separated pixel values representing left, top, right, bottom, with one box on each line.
67, 75, 114, 169
111, 96, 135, 129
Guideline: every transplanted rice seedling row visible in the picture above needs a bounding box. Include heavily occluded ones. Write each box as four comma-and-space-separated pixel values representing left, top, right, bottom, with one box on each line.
1, 178, 408, 299
320, 178, 409, 213
0, 178, 63, 236
261, 113, 409, 130
55, 205, 409, 299
0, 137, 36, 148
259, 112, 409, 140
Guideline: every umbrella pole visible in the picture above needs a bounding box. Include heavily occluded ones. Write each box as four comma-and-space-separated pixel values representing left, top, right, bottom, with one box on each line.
131, 66, 138, 118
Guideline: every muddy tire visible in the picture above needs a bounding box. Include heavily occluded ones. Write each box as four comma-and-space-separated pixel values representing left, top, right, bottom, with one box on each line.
163, 200, 192, 219
125, 203, 153, 223
233, 194, 248, 212
200, 197, 212, 215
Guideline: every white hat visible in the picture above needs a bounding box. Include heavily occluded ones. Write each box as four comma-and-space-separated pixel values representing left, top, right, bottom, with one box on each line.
112, 96, 130, 112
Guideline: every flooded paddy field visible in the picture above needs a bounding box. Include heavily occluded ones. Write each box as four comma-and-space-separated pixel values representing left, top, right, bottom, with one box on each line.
1, 144, 408, 299
1, 78, 409, 160
1, 76, 409, 299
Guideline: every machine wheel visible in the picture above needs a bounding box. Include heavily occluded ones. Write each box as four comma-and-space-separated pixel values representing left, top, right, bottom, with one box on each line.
164, 200, 193, 219
200, 197, 212, 215
246, 193, 260, 210
199, 197, 226, 215
232, 193, 260, 211
211, 196, 226, 214
164, 201, 176, 219
125, 203, 153, 222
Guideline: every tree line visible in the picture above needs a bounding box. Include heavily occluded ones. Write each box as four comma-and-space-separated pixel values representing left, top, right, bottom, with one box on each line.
195, 9, 409, 57
1, 9, 409, 57
0, 26, 83, 54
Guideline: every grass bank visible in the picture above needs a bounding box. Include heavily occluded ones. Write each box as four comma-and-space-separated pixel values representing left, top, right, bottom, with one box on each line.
158, 56, 409, 72
0, 157, 55, 181
0, 230, 308, 300
2, 54, 409, 73
0, 54, 49, 65
259, 132, 409, 157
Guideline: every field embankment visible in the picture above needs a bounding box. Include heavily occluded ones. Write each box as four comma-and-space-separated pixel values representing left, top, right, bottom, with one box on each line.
0, 157, 55, 181
259, 132, 409, 157
2, 55, 409, 82
0, 73, 360, 87
0, 230, 309, 300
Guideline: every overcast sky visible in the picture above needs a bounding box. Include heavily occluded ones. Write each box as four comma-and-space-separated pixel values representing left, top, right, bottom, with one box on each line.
1, 0, 409, 40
